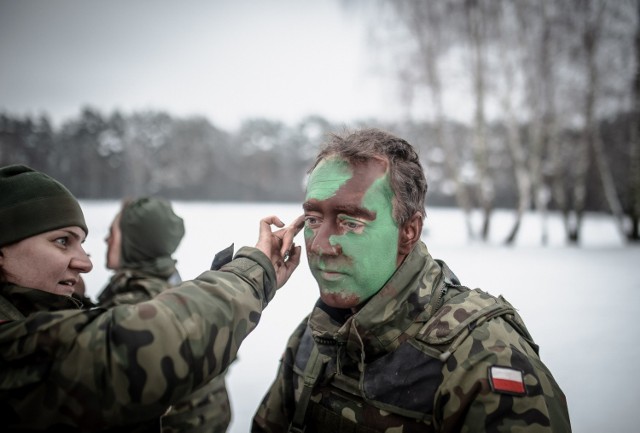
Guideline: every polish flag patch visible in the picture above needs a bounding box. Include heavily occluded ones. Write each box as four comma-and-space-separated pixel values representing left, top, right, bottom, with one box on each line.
488, 366, 526, 396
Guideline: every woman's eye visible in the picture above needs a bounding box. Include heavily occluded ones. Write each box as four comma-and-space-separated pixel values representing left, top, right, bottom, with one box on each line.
55, 237, 69, 246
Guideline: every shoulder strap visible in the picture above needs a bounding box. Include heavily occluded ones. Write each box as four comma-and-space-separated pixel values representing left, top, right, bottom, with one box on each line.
0, 293, 25, 321
416, 288, 533, 361
288, 343, 329, 433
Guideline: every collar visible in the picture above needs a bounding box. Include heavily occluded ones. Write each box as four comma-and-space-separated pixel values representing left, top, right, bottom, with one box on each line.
0, 283, 83, 317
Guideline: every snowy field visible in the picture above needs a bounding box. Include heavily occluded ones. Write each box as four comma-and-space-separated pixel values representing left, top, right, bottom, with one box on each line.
80, 201, 640, 433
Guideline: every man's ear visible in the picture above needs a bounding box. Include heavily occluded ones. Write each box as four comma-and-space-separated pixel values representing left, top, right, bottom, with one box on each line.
398, 211, 423, 256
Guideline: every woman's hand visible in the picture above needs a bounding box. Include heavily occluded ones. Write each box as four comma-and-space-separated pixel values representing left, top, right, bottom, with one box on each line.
256, 215, 304, 289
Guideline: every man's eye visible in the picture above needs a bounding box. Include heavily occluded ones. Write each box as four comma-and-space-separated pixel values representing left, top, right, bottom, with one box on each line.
340, 219, 365, 233
305, 216, 320, 227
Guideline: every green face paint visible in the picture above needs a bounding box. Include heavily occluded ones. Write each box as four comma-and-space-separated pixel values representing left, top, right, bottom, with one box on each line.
304, 157, 399, 309
304, 157, 351, 251
306, 157, 352, 201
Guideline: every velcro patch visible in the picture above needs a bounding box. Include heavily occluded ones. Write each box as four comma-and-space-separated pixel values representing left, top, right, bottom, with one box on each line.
488, 366, 526, 396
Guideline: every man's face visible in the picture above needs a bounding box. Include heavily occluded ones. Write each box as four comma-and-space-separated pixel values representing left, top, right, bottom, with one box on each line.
303, 156, 399, 310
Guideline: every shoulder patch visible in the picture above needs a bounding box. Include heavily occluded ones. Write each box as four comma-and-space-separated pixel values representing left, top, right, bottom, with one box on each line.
488, 366, 526, 396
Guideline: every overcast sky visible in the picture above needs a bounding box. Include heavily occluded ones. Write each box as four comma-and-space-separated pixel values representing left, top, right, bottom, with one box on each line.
0, 0, 402, 130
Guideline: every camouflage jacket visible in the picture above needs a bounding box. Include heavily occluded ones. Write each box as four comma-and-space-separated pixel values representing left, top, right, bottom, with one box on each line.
253, 241, 571, 432
0, 246, 276, 432
97, 268, 232, 433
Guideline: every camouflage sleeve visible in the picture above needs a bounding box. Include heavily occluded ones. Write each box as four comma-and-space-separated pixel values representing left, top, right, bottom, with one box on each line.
0, 246, 277, 431
435, 317, 571, 432
252, 316, 309, 432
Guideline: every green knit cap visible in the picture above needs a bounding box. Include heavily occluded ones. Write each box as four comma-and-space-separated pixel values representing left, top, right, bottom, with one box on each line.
0, 165, 88, 247
120, 197, 185, 266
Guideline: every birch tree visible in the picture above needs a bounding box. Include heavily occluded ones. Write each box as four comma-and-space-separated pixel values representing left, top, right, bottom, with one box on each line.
389, 0, 476, 238
559, 0, 628, 243
494, 0, 532, 244
627, 0, 640, 241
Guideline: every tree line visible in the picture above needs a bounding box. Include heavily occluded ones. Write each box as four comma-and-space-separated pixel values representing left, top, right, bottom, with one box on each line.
0, 110, 325, 203
0, 105, 636, 244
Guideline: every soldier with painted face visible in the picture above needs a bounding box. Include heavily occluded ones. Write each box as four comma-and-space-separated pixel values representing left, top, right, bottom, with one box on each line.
252, 129, 571, 432
0, 165, 302, 432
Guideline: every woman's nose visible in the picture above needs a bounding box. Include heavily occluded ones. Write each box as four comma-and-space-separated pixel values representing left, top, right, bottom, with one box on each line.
72, 248, 93, 273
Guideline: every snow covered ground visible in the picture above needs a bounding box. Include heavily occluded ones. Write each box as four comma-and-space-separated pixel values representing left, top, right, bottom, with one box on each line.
80, 201, 640, 433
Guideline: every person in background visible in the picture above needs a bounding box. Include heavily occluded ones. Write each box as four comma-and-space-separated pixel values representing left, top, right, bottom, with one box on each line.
98, 197, 185, 307
97, 197, 232, 433
252, 129, 571, 432
0, 164, 302, 432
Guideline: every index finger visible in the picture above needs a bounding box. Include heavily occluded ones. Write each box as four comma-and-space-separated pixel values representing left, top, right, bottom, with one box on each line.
256, 215, 285, 255
259, 215, 285, 237
279, 214, 305, 256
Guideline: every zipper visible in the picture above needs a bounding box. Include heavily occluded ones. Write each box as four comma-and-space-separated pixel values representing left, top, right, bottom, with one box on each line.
314, 336, 339, 346
434, 284, 449, 312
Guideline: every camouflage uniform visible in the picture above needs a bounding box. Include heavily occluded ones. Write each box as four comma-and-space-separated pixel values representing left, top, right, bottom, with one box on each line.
97, 269, 232, 433
0, 246, 275, 432
253, 242, 571, 432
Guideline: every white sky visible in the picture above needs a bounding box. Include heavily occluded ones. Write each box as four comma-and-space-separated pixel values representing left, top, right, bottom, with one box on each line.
0, 0, 403, 130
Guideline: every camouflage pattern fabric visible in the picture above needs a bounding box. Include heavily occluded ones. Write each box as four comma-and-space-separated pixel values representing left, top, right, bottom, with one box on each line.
97, 269, 173, 308
97, 268, 232, 433
161, 374, 231, 433
0, 284, 84, 318
0, 246, 276, 432
252, 241, 571, 432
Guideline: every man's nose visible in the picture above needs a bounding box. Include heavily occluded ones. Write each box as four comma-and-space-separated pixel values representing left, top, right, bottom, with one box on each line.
309, 223, 341, 256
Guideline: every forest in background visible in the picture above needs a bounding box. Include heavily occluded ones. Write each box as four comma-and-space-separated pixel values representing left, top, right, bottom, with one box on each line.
1, 0, 639, 245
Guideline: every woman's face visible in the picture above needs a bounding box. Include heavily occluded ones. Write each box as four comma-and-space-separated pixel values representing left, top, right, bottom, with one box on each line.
0, 226, 93, 296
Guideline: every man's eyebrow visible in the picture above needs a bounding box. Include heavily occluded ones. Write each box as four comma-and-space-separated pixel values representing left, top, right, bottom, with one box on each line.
303, 201, 376, 220
302, 202, 317, 212
335, 204, 376, 220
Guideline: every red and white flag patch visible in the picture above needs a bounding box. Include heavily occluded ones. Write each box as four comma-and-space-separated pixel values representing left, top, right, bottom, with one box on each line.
488, 366, 526, 396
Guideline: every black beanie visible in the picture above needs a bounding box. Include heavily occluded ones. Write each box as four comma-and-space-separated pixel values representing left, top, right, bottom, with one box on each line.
0, 165, 88, 247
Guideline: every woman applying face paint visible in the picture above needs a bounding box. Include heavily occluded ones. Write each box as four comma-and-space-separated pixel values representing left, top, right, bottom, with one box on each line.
254, 128, 571, 433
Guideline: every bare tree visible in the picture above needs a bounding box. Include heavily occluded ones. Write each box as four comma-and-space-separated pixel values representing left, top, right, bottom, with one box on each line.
558, 0, 628, 243
628, 0, 640, 241
389, 0, 476, 238
516, 0, 563, 246
462, 0, 505, 241
494, 0, 533, 244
